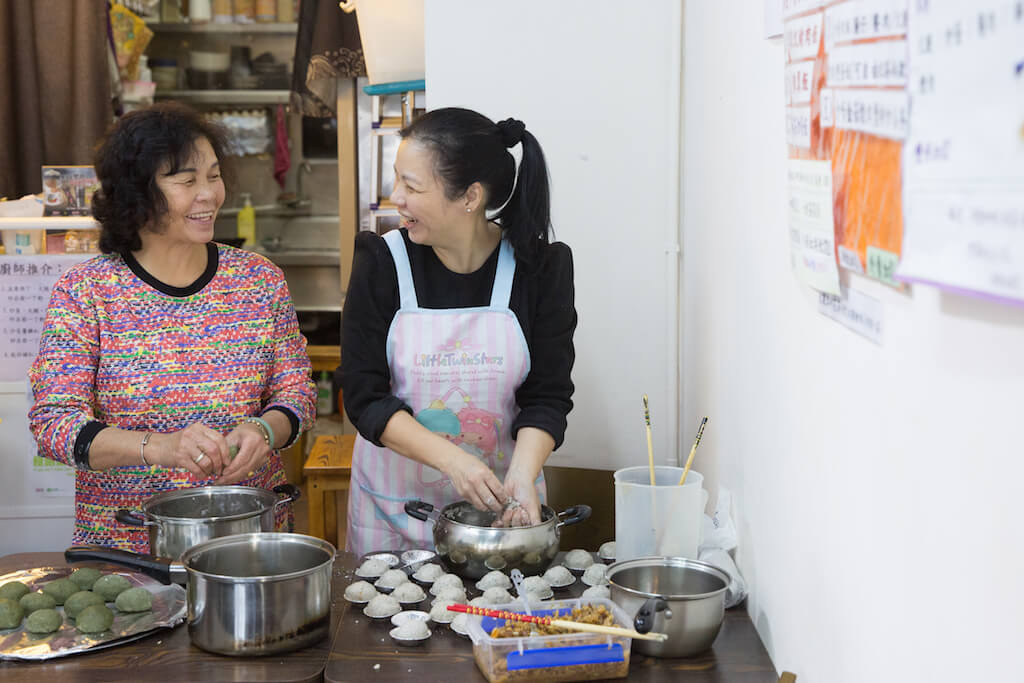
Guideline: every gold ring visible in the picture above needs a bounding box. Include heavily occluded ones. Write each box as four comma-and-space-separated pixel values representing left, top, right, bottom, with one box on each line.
193, 451, 206, 463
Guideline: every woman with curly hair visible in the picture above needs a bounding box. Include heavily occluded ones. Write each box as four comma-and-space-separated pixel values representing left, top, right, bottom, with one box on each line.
28, 102, 316, 551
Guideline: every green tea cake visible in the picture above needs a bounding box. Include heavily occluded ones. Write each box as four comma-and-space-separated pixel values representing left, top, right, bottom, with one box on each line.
64, 591, 105, 619
19, 591, 56, 614
24, 608, 61, 634
114, 586, 153, 613
41, 578, 79, 605
0, 581, 30, 601
75, 604, 114, 633
92, 574, 132, 601
0, 598, 24, 629
69, 567, 103, 591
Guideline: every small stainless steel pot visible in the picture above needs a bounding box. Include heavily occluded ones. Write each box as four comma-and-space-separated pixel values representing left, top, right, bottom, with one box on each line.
607, 556, 729, 658
116, 484, 301, 559
404, 500, 591, 580
65, 532, 334, 656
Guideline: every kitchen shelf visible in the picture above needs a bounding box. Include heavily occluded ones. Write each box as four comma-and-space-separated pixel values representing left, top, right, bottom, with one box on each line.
254, 249, 341, 267
145, 22, 298, 34
155, 90, 291, 104
217, 201, 312, 218
0, 216, 98, 230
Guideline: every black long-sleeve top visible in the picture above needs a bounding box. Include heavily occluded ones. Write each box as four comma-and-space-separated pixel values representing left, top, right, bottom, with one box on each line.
340, 229, 576, 449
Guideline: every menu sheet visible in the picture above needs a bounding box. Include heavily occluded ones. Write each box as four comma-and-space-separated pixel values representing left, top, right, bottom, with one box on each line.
898, 1, 1024, 303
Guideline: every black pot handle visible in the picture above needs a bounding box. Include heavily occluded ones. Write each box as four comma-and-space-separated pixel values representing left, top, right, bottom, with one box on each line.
404, 500, 438, 523
272, 483, 302, 506
115, 509, 151, 527
555, 504, 592, 529
633, 597, 673, 634
64, 546, 176, 585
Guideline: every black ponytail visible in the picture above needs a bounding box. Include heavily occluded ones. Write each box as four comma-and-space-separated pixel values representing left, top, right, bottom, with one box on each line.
399, 107, 552, 265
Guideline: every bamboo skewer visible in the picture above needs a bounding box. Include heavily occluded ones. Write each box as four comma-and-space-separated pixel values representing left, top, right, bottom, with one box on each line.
678, 416, 709, 486
447, 603, 669, 642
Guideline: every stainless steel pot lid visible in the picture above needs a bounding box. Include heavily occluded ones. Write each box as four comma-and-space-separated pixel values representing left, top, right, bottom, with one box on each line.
181, 532, 336, 583
607, 556, 728, 600
142, 485, 290, 522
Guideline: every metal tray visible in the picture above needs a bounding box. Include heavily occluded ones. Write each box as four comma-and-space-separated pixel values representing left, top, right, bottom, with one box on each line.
0, 565, 186, 661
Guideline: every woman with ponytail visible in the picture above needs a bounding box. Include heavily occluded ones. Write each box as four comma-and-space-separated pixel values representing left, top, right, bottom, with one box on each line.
340, 107, 576, 554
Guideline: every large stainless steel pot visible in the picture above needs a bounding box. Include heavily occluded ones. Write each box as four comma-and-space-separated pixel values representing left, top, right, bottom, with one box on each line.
607, 556, 729, 658
115, 484, 300, 559
65, 532, 334, 656
405, 500, 591, 580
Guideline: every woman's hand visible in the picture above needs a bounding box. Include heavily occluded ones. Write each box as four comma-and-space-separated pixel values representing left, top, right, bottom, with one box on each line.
498, 467, 543, 527
155, 423, 231, 479
442, 447, 508, 515
216, 422, 272, 485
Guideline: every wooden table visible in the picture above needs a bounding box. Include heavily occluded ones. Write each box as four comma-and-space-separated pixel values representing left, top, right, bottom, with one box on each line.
0, 552, 345, 683
325, 552, 778, 682
304, 434, 355, 548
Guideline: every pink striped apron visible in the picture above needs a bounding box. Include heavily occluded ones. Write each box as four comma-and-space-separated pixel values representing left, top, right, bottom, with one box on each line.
346, 230, 545, 556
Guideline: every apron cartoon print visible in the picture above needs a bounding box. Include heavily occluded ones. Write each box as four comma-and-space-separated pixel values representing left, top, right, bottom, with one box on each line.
346, 230, 544, 555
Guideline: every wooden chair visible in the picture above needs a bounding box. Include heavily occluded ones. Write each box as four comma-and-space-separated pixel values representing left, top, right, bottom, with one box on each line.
302, 434, 355, 549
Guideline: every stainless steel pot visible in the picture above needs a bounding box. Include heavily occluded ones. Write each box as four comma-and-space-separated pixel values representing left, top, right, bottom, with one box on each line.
115, 484, 301, 559
65, 532, 334, 656
405, 500, 591, 580
607, 556, 729, 658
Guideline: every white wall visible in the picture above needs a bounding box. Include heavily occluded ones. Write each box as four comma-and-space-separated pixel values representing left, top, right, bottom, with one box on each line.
683, 2, 1024, 682
424, 0, 684, 470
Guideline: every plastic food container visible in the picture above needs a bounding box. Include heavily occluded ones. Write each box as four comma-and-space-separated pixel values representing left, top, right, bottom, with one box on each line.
466, 597, 631, 683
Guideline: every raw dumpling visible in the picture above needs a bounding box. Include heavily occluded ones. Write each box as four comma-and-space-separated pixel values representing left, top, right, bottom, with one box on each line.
429, 599, 456, 623
475, 570, 511, 590
19, 591, 56, 614
92, 574, 132, 602
598, 541, 616, 560
412, 563, 444, 582
64, 591, 105, 619
582, 585, 611, 599
355, 558, 389, 578
582, 563, 608, 587
69, 568, 103, 591
364, 594, 401, 618
391, 582, 426, 603
393, 619, 430, 639
430, 586, 466, 604
0, 581, 30, 601
25, 608, 61, 634
42, 578, 80, 605
114, 587, 153, 613
542, 565, 574, 586
76, 604, 114, 633
563, 549, 595, 571
429, 573, 463, 595
344, 580, 379, 602
481, 587, 514, 605
374, 569, 409, 589
0, 598, 24, 629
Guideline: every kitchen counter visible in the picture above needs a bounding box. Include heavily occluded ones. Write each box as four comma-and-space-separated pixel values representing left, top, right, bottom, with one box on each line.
0, 551, 778, 682
325, 552, 778, 683
0, 551, 341, 682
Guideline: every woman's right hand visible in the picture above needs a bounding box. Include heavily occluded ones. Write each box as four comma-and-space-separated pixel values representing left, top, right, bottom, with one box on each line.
442, 448, 508, 515
152, 423, 231, 479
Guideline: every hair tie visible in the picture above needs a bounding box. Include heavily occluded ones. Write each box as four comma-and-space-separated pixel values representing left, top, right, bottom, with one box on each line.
496, 118, 525, 148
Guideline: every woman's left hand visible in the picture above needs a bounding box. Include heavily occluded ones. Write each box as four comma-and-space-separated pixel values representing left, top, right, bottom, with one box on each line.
215, 422, 271, 485
498, 467, 543, 528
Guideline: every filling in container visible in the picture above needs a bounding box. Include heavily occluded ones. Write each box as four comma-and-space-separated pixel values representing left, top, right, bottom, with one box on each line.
466, 597, 632, 683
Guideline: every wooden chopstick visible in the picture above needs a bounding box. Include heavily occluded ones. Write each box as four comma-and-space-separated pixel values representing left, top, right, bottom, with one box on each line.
447, 603, 669, 642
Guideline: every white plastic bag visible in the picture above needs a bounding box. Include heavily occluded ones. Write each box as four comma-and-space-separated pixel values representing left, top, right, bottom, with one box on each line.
699, 487, 748, 608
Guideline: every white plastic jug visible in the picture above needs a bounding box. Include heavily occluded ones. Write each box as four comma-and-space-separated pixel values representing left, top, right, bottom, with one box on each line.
613, 466, 708, 562
340, 0, 425, 85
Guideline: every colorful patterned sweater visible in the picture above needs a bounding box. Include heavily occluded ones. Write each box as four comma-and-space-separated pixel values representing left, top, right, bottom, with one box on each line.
28, 243, 316, 551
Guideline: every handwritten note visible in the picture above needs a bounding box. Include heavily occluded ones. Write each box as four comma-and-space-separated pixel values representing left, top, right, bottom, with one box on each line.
898, 1, 1024, 302
827, 40, 908, 88
818, 286, 884, 344
832, 88, 910, 139
789, 159, 841, 294
825, 0, 908, 47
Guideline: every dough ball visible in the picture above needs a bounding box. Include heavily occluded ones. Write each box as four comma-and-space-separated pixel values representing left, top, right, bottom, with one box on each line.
25, 608, 62, 634
69, 567, 103, 591
92, 574, 132, 601
42, 578, 79, 605
19, 591, 56, 614
64, 591, 105, 619
0, 598, 24, 629
114, 587, 153, 613
75, 604, 114, 633
0, 581, 30, 601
